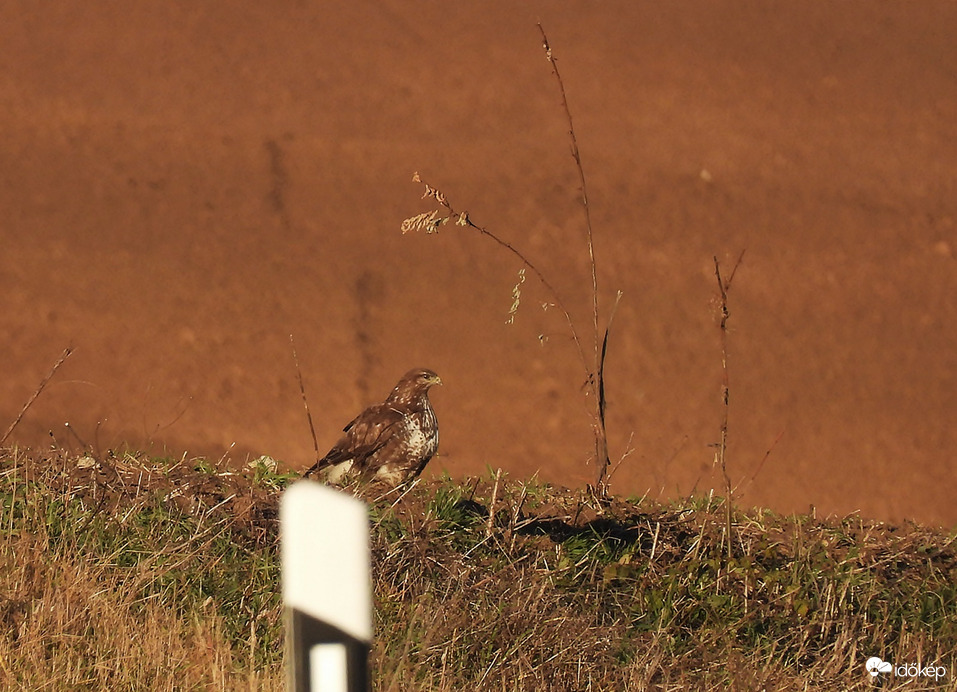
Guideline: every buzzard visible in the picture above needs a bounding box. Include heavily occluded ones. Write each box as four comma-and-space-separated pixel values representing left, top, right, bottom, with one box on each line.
303, 368, 442, 485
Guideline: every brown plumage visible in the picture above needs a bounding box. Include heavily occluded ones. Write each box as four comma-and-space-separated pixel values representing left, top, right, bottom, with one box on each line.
303, 368, 442, 485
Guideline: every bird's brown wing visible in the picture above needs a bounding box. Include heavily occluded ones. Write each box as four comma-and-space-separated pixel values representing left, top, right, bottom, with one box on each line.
307, 403, 406, 476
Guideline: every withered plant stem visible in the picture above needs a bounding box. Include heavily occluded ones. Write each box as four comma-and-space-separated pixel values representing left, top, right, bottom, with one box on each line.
290, 334, 321, 468
0, 346, 73, 447
538, 23, 612, 493
537, 23, 600, 369
713, 250, 745, 558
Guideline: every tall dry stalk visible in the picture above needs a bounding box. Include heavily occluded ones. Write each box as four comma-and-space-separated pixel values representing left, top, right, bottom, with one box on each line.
713, 251, 745, 557
538, 23, 619, 495
0, 346, 73, 447
289, 334, 321, 470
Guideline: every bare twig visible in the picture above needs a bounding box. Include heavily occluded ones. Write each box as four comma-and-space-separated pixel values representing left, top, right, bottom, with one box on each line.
1, 346, 73, 447
537, 23, 600, 365
538, 23, 613, 494
734, 427, 785, 497
713, 251, 745, 557
508, 482, 529, 553
146, 394, 193, 444
605, 429, 636, 487
290, 335, 321, 472
487, 467, 503, 537
594, 290, 623, 491
407, 173, 589, 379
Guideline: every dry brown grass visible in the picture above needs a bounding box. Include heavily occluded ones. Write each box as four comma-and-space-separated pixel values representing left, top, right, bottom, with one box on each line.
0, 446, 285, 691
367, 478, 956, 690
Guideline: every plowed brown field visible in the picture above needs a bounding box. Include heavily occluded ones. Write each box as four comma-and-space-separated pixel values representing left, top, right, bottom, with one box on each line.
3, 2, 955, 526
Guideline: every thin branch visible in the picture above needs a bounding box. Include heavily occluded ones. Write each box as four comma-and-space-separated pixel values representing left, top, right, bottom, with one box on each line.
538, 23, 601, 371
538, 24, 613, 493
290, 335, 321, 472
409, 173, 590, 380
594, 290, 623, 490
725, 249, 747, 290
487, 467, 503, 538
713, 253, 745, 558
0, 346, 73, 447
734, 427, 785, 497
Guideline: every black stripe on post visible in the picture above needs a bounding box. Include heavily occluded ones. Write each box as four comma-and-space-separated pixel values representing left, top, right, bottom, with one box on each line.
287, 610, 370, 692
281, 482, 372, 692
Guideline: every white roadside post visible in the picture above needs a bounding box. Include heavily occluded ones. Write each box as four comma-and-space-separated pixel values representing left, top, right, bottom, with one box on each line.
281, 481, 372, 692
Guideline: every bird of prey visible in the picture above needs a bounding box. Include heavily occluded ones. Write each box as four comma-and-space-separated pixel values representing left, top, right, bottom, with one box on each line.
303, 368, 441, 485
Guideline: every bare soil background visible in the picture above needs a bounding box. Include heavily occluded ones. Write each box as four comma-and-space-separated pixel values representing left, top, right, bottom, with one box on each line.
2, 1, 955, 526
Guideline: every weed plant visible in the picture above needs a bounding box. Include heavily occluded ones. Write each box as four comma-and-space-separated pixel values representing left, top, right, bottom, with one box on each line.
402, 25, 621, 496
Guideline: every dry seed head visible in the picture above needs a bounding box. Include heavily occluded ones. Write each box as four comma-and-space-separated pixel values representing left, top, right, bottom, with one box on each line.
506, 268, 526, 324
401, 210, 443, 234
419, 182, 447, 206
412, 172, 449, 205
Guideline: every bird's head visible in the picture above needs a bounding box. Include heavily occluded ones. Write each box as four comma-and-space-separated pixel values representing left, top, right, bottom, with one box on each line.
414, 369, 442, 388
389, 368, 442, 404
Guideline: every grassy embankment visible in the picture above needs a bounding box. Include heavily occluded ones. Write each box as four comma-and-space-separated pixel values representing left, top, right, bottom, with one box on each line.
1, 446, 954, 690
